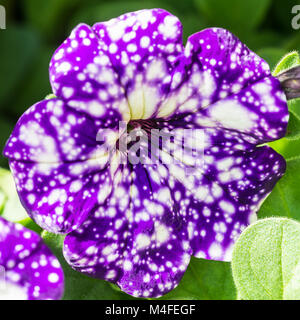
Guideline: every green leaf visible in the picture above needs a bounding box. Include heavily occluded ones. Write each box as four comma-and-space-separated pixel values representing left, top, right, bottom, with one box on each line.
157, 257, 236, 300
270, 52, 300, 140
0, 188, 5, 214
45, 93, 57, 100
273, 51, 300, 76
268, 136, 300, 161
263, 51, 300, 182
268, 98, 300, 159
0, 168, 28, 222
18, 217, 43, 235
285, 111, 300, 140
259, 157, 300, 221
289, 97, 300, 119
194, 0, 271, 34
232, 217, 300, 300
276, 100, 300, 142
42, 231, 138, 300
263, 52, 300, 203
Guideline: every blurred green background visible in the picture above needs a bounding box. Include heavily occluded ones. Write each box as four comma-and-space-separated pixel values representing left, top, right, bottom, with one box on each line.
0, 0, 300, 169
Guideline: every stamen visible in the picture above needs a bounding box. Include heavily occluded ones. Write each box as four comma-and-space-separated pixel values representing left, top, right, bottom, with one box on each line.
128, 119, 161, 134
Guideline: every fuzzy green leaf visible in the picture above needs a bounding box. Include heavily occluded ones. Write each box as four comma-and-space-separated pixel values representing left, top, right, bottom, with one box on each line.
273, 51, 300, 76
0, 168, 28, 222
232, 218, 300, 300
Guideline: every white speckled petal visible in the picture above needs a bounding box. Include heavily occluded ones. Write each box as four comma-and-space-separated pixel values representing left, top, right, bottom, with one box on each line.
3, 9, 290, 299
197, 77, 288, 143
49, 23, 130, 121
158, 126, 286, 261
93, 9, 183, 119
158, 27, 274, 119
8, 159, 113, 233
160, 76, 288, 145
64, 162, 191, 298
3, 99, 118, 233
4, 98, 121, 163
0, 217, 64, 300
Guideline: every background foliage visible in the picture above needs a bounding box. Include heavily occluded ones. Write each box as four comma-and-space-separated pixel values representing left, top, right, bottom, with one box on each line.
1, 0, 300, 300
232, 218, 300, 300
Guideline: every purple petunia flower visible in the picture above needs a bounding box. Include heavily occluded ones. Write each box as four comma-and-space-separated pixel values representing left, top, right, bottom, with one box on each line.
4, 9, 289, 297
0, 217, 64, 299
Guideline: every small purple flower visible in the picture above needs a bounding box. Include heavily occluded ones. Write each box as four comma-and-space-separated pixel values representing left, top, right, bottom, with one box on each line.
4, 9, 288, 297
0, 217, 64, 300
